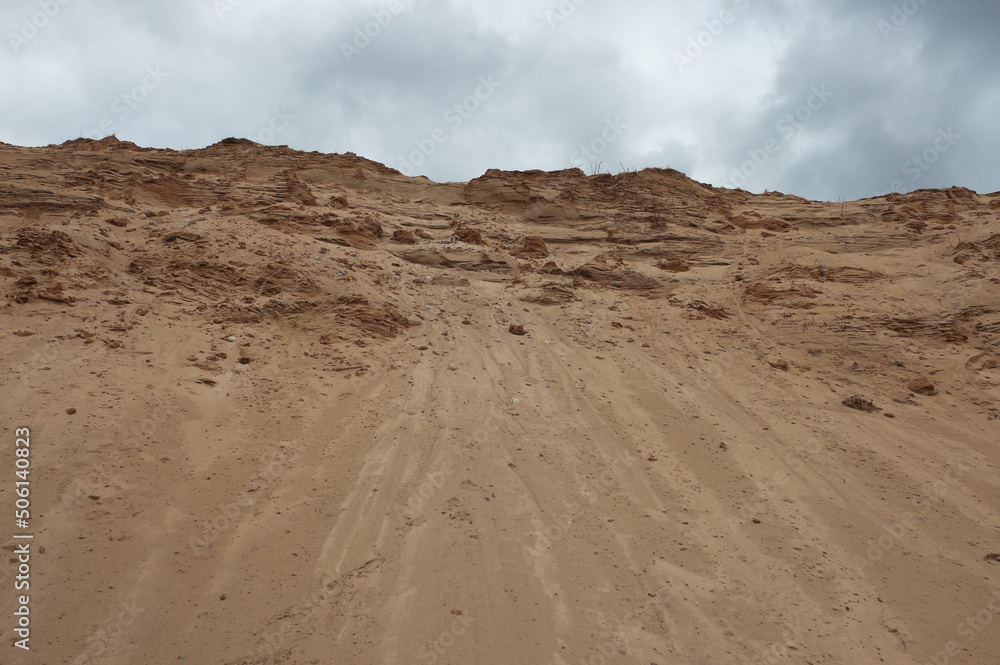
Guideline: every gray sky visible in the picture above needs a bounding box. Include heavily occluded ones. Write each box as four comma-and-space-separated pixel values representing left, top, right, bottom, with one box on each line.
1, 0, 997, 201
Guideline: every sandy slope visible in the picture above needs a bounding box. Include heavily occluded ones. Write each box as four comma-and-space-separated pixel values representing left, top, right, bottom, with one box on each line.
1, 138, 999, 664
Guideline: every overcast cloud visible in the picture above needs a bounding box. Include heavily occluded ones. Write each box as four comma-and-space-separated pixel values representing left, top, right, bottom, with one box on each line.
1, 0, 997, 201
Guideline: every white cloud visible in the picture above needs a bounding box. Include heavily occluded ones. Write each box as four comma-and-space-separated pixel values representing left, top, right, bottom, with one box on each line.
0, 0, 997, 200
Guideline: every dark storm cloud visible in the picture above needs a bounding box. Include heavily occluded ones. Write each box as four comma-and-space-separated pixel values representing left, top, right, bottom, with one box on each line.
711, 0, 1000, 200
0, 0, 996, 200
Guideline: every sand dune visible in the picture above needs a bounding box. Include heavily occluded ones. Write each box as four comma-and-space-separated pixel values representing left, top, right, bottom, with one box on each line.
2, 137, 999, 664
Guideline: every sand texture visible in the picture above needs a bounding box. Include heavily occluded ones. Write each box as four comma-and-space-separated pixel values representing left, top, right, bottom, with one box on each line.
2, 137, 999, 664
